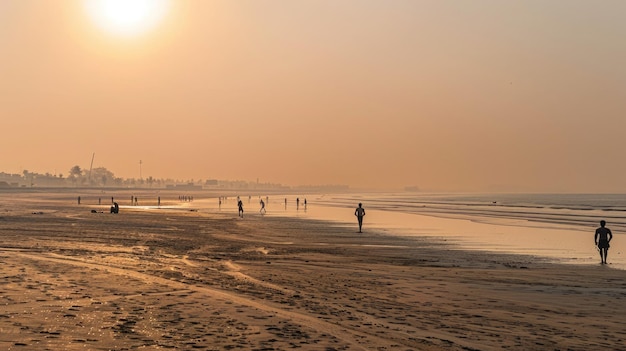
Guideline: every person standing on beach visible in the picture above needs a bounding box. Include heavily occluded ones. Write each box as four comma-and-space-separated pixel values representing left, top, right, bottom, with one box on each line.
595, 220, 613, 264
238, 199, 244, 218
355, 203, 365, 233
259, 199, 266, 215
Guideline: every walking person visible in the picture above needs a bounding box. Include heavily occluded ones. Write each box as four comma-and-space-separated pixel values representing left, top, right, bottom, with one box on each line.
260, 199, 266, 215
354, 203, 365, 233
238, 199, 244, 218
595, 220, 613, 264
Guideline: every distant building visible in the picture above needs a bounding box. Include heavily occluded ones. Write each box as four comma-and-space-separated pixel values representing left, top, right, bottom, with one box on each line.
0, 172, 23, 186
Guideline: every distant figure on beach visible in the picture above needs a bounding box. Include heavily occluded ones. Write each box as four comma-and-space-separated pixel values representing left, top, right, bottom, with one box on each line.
260, 199, 266, 214
355, 203, 365, 233
296, 198, 300, 210
110, 202, 119, 214
595, 220, 613, 264
304, 198, 307, 211
238, 199, 244, 218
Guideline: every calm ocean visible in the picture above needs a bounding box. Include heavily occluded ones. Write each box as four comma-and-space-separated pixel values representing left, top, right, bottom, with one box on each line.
295, 193, 626, 270
316, 193, 626, 231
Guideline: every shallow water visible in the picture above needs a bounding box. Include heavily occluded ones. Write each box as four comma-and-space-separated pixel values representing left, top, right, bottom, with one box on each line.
194, 193, 626, 270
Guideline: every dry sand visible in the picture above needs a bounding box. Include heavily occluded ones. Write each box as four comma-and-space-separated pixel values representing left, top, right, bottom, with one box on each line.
1, 192, 625, 351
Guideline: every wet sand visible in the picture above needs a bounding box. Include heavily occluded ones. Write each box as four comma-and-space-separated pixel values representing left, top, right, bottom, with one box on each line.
1, 193, 626, 350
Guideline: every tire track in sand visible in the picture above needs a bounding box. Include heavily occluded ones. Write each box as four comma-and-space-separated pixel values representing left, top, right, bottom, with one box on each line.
12, 251, 394, 350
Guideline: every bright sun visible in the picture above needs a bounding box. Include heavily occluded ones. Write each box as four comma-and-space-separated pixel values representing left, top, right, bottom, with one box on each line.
84, 0, 171, 37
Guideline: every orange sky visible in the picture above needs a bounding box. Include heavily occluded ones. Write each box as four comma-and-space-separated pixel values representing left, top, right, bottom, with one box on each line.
1, 1, 626, 192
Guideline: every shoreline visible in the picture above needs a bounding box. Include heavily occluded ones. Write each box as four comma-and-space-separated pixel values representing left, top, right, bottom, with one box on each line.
6, 188, 624, 269
2, 194, 626, 350
270, 195, 626, 270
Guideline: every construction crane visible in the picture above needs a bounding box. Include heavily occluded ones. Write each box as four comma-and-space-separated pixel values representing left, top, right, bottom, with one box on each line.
88, 152, 95, 184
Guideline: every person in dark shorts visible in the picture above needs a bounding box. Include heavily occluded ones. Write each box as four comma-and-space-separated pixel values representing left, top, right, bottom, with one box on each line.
354, 203, 365, 233
238, 200, 244, 218
595, 220, 613, 264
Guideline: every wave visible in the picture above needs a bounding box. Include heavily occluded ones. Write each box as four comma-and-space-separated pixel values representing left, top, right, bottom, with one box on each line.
318, 193, 626, 233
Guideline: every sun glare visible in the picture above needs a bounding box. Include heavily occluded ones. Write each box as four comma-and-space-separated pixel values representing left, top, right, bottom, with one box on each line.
84, 0, 171, 37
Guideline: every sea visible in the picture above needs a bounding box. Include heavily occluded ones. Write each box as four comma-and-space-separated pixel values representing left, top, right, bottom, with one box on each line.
236, 193, 626, 270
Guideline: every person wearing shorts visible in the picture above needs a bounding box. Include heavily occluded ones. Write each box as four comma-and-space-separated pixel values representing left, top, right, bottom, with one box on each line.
595, 220, 613, 264
354, 203, 365, 233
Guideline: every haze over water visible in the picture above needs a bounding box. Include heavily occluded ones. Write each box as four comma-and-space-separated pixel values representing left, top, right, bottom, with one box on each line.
2, 1, 626, 192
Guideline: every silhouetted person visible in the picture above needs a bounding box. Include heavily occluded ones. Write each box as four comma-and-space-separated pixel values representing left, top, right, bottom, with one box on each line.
355, 203, 365, 233
304, 198, 307, 211
77, 196, 81, 205
111, 202, 119, 214
595, 220, 613, 264
296, 198, 300, 210
238, 200, 244, 218
260, 199, 266, 214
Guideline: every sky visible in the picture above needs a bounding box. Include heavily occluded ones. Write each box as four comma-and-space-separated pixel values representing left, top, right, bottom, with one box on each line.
1, 0, 626, 192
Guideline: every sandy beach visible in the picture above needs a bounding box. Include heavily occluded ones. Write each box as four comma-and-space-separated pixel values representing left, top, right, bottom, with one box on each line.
1, 192, 625, 351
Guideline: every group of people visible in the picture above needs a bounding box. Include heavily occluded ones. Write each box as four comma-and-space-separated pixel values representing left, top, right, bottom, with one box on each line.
236, 198, 266, 218
238, 198, 614, 265
236, 196, 308, 218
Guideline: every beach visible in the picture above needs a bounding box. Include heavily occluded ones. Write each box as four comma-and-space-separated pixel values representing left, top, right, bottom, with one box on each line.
1, 191, 626, 350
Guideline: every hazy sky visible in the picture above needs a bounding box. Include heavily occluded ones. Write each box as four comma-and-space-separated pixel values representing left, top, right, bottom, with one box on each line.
2, 1, 625, 192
